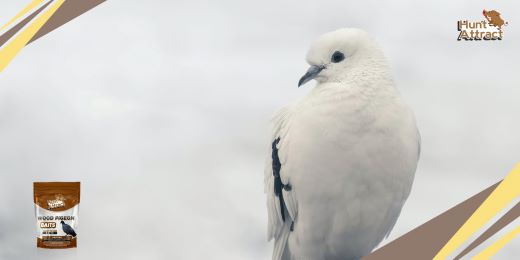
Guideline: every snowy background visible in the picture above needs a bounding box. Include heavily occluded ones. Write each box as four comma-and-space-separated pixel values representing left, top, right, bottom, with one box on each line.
0, 0, 519, 259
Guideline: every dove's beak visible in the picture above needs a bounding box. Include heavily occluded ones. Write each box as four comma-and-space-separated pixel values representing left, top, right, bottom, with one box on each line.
298, 65, 324, 87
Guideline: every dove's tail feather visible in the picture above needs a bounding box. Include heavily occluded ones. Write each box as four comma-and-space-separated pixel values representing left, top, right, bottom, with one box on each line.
273, 221, 291, 260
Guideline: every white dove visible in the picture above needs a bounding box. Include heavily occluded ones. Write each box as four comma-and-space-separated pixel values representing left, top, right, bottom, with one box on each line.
265, 28, 420, 260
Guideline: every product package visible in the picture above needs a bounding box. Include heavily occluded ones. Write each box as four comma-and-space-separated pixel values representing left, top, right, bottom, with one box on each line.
34, 182, 80, 249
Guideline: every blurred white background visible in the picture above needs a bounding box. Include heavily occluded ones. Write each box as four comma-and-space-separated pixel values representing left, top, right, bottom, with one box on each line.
0, 0, 519, 259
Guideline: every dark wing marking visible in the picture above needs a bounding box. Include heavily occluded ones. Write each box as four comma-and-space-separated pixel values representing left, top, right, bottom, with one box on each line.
272, 137, 291, 222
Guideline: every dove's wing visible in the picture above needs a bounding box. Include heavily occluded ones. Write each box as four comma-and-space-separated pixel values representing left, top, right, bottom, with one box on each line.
264, 106, 298, 260
381, 122, 421, 241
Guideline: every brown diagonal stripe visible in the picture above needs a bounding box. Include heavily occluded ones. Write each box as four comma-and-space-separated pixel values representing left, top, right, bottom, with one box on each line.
454, 201, 520, 259
363, 181, 501, 260
28, 0, 106, 44
0, 1, 53, 47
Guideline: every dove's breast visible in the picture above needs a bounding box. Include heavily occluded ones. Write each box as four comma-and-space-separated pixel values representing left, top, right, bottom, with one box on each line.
283, 92, 419, 259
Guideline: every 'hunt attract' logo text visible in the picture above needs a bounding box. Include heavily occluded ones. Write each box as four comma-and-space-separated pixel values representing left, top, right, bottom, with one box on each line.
457, 10, 508, 41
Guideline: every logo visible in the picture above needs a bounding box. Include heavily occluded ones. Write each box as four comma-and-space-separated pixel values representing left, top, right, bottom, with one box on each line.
47, 194, 66, 209
457, 10, 509, 41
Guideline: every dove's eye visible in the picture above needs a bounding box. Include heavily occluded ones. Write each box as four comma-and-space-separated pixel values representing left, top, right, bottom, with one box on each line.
331, 51, 345, 63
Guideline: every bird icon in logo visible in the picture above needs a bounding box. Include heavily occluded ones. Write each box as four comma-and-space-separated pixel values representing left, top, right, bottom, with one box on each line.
60, 220, 77, 237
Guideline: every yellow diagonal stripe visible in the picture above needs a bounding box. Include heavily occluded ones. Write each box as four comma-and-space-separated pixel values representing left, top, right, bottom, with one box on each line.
472, 226, 520, 259
0, 0, 46, 31
434, 164, 520, 260
0, 0, 65, 72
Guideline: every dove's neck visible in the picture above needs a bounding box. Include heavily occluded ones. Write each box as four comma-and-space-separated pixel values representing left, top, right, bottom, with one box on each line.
311, 59, 398, 103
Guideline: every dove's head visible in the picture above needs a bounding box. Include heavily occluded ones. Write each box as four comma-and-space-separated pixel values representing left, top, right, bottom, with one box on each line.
298, 28, 387, 87
60, 220, 65, 224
